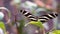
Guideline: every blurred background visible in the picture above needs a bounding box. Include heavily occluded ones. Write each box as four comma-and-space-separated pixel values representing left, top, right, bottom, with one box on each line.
0, 0, 60, 34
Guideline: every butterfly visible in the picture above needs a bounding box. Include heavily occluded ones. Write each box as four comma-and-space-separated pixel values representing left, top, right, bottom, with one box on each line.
20, 9, 58, 23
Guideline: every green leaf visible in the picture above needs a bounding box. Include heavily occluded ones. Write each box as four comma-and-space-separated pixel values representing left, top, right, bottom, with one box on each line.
29, 21, 43, 28
52, 30, 60, 34
0, 21, 6, 34
18, 20, 25, 34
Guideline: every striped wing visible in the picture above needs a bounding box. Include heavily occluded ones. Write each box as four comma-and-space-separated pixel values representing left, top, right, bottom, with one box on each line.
20, 9, 58, 23
38, 13, 58, 23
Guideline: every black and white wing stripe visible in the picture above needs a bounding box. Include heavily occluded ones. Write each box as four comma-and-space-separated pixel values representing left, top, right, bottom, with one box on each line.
20, 10, 38, 21
39, 13, 58, 23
